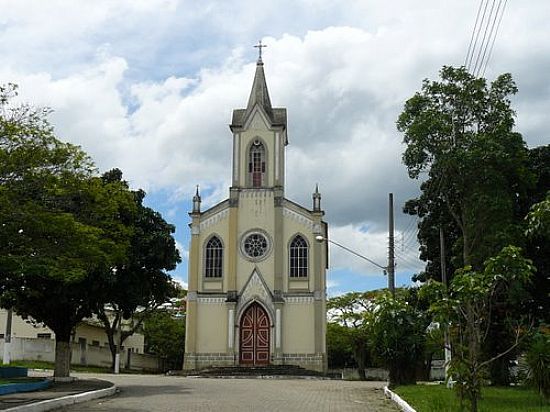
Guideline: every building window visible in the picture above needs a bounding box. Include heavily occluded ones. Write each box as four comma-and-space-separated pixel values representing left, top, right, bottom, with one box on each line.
248, 140, 265, 187
92, 340, 100, 346
205, 236, 223, 278
289, 235, 308, 278
37, 333, 52, 339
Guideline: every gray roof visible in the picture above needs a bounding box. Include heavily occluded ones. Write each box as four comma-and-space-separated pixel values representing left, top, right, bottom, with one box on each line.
230, 61, 287, 129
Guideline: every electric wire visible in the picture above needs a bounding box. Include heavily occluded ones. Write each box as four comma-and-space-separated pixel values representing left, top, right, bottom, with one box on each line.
465, 0, 487, 68
467, 0, 490, 71
481, 0, 508, 76
472, 0, 498, 75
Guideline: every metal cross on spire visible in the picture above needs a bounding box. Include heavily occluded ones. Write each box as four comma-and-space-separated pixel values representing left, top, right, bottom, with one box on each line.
254, 40, 267, 63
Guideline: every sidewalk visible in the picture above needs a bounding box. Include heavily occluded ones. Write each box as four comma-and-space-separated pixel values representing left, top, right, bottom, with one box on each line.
0, 378, 115, 411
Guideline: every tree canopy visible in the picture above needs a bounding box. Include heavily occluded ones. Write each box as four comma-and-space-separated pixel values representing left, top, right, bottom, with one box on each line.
0, 84, 179, 378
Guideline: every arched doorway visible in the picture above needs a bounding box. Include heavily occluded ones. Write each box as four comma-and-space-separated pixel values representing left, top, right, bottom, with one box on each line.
239, 303, 270, 366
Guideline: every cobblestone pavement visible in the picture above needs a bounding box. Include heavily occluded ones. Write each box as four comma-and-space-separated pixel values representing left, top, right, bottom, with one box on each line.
58, 373, 399, 412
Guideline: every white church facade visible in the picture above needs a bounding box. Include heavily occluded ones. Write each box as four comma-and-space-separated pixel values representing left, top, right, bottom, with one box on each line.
183, 52, 328, 372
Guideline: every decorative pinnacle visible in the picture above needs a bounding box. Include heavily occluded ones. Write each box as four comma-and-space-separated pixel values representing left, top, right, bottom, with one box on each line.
254, 40, 267, 64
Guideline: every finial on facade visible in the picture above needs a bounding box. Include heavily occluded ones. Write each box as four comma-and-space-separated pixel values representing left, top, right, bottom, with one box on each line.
313, 183, 321, 212
192, 185, 201, 214
254, 40, 267, 65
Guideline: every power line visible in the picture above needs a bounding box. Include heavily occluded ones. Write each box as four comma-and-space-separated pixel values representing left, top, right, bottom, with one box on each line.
472, 0, 498, 75
465, 0, 487, 68
466, 0, 490, 71
481, 0, 508, 76
465, 0, 508, 76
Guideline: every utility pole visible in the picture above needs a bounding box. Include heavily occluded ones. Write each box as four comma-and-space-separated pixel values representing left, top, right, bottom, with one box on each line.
2, 308, 13, 365
388, 193, 395, 297
440, 226, 452, 386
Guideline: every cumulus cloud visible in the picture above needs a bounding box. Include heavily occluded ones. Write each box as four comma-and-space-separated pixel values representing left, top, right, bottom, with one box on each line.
2, 0, 549, 286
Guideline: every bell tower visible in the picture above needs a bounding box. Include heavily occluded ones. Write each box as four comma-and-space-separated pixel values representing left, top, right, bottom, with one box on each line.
229, 45, 288, 196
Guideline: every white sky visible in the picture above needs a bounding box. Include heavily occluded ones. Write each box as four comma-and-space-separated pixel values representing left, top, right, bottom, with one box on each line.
1, 0, 548, 292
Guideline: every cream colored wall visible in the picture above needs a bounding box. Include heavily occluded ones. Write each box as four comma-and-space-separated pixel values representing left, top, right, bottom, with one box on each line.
282, 303, 315, 353
0, 309, 52, 339
195, 212, 230, 292
282, 210, 318, 292
235, 192, 276, 291
195, 303, 228, 353
0, 310, 145, 353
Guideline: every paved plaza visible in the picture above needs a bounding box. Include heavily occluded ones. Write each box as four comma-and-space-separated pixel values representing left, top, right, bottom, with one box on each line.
57, 373, 399, 412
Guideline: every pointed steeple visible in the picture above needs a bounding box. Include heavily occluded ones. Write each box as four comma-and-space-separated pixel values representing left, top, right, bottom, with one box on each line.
192, 185, 201, 214
245, 58, 273, 120
313, 184, 321, 212
230, 41, 287, 134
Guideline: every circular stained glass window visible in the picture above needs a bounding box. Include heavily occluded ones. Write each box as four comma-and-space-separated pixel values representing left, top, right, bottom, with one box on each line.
242, 232, 269, 259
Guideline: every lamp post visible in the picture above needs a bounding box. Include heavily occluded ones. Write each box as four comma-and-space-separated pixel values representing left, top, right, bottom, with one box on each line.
314, 235, 394, 296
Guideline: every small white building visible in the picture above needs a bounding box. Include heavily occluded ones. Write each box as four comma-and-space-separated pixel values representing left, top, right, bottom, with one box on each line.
0, 309, 145, 355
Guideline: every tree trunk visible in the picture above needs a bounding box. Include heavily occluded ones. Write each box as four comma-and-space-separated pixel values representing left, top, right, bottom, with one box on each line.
54, 338, 72, 378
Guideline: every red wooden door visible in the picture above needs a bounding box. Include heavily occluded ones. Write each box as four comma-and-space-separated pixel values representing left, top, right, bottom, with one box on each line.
239, 303, 270, 365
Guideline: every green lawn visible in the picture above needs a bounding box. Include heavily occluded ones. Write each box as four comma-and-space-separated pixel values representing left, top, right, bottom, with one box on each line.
0, 377, 43, 385
8, 360, 112, 374
394, 384, 550, 412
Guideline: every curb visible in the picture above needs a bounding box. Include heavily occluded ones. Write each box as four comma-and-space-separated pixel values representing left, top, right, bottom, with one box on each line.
0, 379, 51, 396
4, 383, 117, 412
383, 386, 416, 412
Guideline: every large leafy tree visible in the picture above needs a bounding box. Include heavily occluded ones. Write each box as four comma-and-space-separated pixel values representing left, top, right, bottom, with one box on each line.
96, 169, 181, 370
398, 66, 532, 271
0, 84, 135, 378
397, 67, 537, 385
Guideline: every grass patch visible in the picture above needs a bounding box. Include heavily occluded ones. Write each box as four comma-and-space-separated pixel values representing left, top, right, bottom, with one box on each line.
394, 384, 550, 412
8, 360, 111, 374
0, 377, 44, 385
7, 360, 159, 375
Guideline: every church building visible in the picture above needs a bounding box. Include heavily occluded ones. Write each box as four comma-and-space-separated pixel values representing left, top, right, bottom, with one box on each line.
183, 49, 328, 372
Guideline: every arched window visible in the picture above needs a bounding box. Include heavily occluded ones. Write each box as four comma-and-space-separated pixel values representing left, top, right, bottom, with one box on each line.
248, 140, 266, 187
205, 236, 223, 278
289, 235, 308, 278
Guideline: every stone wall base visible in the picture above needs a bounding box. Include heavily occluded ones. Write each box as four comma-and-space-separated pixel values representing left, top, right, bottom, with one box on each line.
183, 352, 326, 373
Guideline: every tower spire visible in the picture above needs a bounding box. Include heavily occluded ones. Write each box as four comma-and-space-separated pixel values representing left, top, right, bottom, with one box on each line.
313, 184, 321, 211
192, 185, 201, 214
246, 41, 273, 119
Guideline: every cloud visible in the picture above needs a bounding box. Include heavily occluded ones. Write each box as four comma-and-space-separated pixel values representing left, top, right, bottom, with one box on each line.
2, 1, 549, 288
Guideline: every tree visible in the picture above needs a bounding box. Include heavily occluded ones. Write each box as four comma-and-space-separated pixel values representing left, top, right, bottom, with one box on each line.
0, 84, 135, 378
365, 292, 428, 387
327, 292, 374, 379
95, 170, 181, 370
423, 246, 534, 412
398, 66, 532, 270
326, 322, 356, 369
143, 310, 185, 371
398, 67, 536, 385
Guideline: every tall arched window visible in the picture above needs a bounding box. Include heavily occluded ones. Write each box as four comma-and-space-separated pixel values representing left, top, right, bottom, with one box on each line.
289, 235, 308, 278
248, 140, 265, 187
205, 236, 223, 278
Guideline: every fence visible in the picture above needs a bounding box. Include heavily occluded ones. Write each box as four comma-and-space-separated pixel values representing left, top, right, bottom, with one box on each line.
0, 337, 162, 372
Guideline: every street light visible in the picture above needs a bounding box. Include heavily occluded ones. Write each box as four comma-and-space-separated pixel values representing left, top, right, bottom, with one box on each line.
315, 235, 394, 295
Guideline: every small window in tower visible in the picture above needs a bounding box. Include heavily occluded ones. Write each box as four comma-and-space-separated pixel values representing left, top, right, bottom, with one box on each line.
249, 140, 265, 187
205, 236, 223, 278
289, 235, 308, 278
